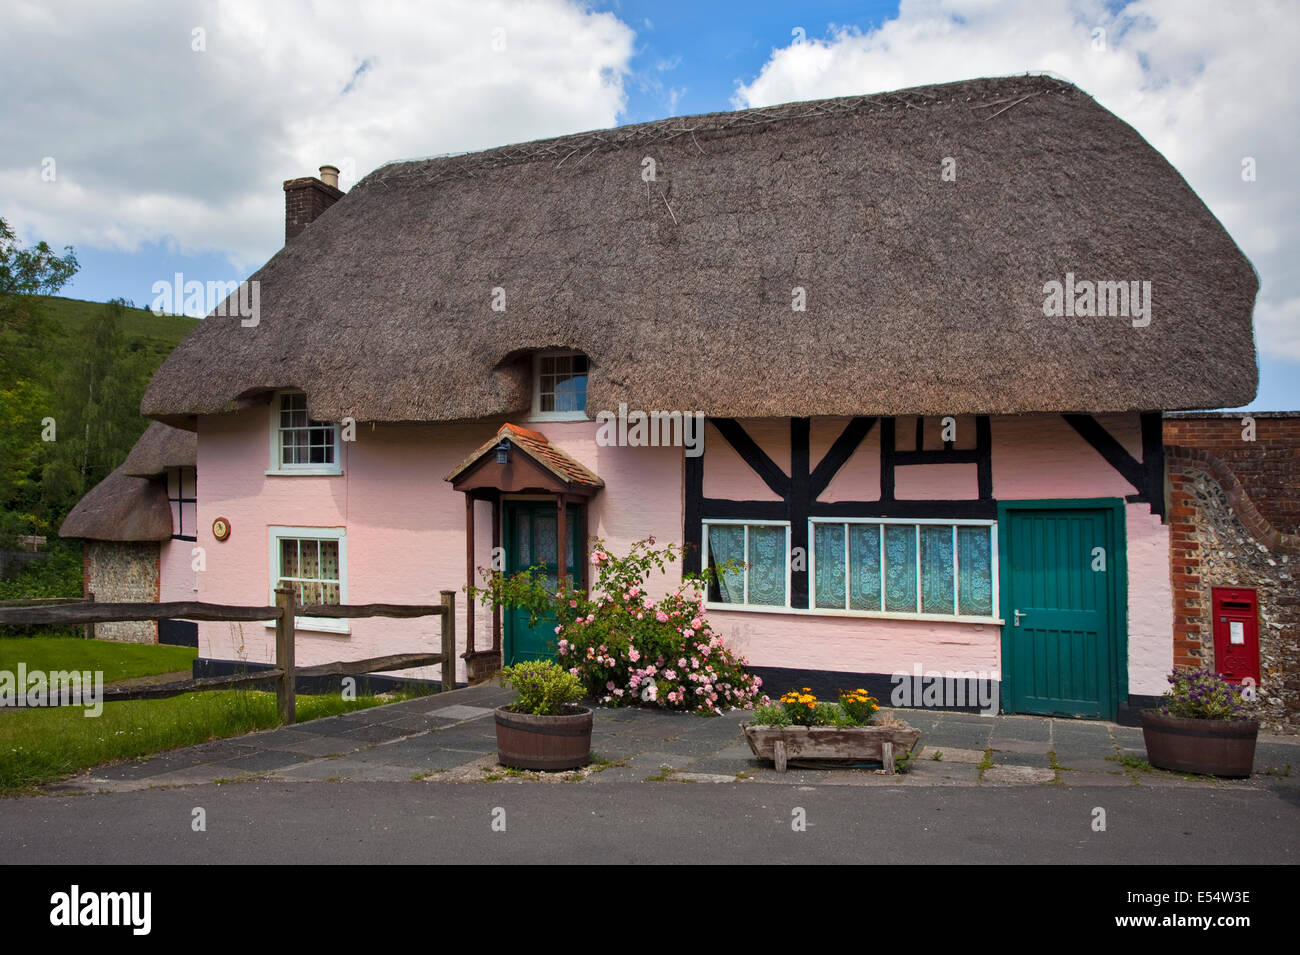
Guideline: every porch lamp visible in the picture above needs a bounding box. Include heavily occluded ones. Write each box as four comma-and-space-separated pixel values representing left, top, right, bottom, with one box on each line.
495, 439, 511, 464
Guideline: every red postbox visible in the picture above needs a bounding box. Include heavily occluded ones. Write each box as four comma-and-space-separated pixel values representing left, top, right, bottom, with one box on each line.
1211, 587, 1260, 686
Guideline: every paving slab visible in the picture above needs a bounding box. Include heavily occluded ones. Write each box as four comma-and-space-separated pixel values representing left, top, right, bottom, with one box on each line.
988, 719, 1052, 741
1054, 757, 1125, 773
915, 746, 985, 764
982, 765, 1056, 785
1056, 770, 1136, 787
989, 738, 1053, 754
216, 750, 313, 773
992, 751, 1054, 769
427, 704, 495, 721
338, 723, 418, 744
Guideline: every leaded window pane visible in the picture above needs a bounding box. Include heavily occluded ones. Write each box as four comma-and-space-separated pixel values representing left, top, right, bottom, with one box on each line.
707, 525, 745, 603
747, 525, 786, 606
958, 525, 993, 616
884, 524, 918, 612
814, 523, 846, 609
848, 524, 882, 611
920, 525, 956, 614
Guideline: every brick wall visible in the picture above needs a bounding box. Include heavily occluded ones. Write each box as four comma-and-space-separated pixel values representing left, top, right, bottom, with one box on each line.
1164, 413, 1300, 535
283, 177, 344, 243
1165, 413, 1300, 732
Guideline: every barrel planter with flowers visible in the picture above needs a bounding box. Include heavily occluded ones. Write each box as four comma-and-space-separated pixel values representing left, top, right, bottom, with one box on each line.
1140, 667, 1259, 778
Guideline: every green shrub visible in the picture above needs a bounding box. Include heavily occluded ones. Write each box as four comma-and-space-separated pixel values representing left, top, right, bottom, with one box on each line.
501, 660, 586, 716
751, 702, 791, 727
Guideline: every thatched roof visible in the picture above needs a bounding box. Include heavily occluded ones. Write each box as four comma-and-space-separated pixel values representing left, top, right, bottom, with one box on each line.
59, 467, 171, 542
122, 421, 197, 476
142, 74, 1258, 425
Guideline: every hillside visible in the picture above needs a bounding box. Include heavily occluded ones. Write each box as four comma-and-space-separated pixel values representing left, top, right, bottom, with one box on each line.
0, 294, 198, 544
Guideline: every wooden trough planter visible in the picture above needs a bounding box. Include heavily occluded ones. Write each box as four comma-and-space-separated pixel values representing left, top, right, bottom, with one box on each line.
744, 723, 921, 774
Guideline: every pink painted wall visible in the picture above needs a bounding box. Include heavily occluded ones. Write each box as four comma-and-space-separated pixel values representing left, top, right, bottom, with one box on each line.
191, 409, 685, 682
179, 407, 1169, 700
158, 537, 197, 603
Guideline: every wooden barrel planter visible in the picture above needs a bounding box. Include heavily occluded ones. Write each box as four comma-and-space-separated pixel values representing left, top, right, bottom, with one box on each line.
744, 724, 921, 773
495, 705, 593, 771
1139, 710, 1259, 778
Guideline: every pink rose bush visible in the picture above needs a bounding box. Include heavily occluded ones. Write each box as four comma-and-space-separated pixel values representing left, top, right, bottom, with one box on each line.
472, 537, 762, 716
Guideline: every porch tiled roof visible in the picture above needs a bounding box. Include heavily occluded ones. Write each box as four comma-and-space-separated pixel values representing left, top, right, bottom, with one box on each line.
445, 423, 604, 490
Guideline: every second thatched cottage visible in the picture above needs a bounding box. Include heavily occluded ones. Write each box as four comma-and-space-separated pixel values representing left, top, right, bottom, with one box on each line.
79, 75, 1261, 721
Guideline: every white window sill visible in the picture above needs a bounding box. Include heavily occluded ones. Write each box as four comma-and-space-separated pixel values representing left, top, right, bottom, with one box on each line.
264, 618, 351, 635
704, 602, 1002, 625
527, 411, 589, 423
265, 468, 343, 477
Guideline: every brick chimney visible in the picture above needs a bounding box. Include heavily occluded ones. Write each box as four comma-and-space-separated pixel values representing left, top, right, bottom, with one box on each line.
283, 165, 344, 243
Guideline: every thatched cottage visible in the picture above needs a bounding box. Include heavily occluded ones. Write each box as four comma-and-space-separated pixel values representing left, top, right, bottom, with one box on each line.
69, 75, 1260, 721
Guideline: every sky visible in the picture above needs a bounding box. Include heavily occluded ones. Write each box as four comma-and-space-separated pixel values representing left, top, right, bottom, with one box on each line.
2, 0, 1296, 411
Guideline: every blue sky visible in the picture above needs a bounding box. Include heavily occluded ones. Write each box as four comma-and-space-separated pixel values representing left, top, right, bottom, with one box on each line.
4, 0, 1296, 410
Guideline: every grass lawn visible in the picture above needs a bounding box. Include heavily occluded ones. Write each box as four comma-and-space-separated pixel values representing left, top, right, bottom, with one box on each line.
0, 688, 431, 794
0, 633, 435, 793
0, 634, 196, 683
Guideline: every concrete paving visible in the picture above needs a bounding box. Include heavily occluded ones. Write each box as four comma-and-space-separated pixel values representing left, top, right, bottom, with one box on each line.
39, 682, 1300, 795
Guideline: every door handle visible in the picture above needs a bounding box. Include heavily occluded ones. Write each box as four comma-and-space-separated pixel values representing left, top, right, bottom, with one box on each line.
1014, 610, 1027, 627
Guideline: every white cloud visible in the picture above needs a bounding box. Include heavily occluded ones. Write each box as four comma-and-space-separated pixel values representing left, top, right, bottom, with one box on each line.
0, 0, 634, 271
734, 0, 1300, 363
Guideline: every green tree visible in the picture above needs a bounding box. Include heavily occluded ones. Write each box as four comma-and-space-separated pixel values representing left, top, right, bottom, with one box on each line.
0, 218, 79, 541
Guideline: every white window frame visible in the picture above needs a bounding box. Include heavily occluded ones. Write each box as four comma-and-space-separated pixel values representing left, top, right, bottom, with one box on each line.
529, 349, 589, 422
267, 390, 342, 476
701, 519, 792, 612
808, 517, 1000, 624
266, 526, 350, 634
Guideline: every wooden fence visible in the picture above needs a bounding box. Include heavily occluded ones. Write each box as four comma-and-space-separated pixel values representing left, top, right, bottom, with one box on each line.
0, 587, 456, 724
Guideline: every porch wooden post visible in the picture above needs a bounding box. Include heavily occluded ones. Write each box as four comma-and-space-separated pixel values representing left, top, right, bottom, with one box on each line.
274, 585, 296, 725
556, 494, 568, 591
492, 493, 502, 654
579, 502, 589, 593
465, 493, 475, 657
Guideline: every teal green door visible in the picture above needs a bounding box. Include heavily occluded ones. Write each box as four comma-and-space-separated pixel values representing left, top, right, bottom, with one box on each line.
1001, 503, 1123, 719
504, 501, 581, 665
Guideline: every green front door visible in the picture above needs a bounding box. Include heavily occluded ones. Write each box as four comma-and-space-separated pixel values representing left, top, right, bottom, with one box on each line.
504, 501, 581, 665
1000, 501, 1125, 719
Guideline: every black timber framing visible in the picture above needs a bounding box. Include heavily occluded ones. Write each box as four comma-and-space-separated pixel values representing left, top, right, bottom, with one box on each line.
1062, 412, 1165, 518
683, 415, 996, 606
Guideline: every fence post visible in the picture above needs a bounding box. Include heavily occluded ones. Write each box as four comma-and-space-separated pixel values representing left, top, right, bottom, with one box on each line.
440, 590, 455, 692
86, 591, 95, 640
275, 586, 296, 725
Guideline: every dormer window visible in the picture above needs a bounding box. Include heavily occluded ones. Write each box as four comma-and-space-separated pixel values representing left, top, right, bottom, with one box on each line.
268, 391, 342, 475
531, 350, 588, 421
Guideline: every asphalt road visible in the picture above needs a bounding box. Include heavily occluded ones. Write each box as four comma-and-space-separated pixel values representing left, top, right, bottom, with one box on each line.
3, 780, 1297, 864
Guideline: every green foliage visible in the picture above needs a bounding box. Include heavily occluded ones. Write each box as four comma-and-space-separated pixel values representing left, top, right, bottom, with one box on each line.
770, 687, 880, 727
0, 288, 196, 539
751, 702, 791, 727
0, 540, 84, 637
501, 659, 586, 716
473, 537, 763, 715
1159, 666, 1253, 721
0, 219, 78, 296
839, 688, 880, 724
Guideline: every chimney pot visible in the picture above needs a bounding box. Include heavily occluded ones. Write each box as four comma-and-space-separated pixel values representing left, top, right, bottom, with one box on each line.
283, 165, 345, 244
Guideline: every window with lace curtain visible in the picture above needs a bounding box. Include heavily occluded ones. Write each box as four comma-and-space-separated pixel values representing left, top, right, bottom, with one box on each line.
810, 518, 998, 621
702, 520, 790, 609
268, 527, 348, 633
